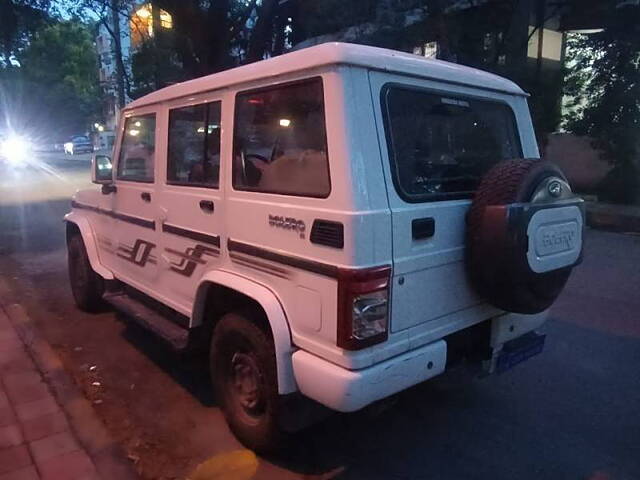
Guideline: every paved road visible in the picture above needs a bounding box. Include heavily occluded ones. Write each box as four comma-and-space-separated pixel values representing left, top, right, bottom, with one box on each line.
0, 155, 639, 480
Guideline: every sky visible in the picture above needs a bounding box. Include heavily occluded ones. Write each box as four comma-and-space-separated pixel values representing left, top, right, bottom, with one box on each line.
51, 0, 101, 21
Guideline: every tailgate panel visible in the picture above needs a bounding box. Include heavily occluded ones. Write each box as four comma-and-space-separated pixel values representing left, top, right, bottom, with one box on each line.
391, 260, 483, 332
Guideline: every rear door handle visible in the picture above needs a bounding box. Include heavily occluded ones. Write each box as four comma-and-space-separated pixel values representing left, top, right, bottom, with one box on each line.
412, 217, 435, 239
141, 192, 151, 202
199, 200, 214, 213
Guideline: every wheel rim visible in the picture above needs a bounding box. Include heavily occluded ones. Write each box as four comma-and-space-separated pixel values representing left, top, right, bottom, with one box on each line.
229, 351, 265, 418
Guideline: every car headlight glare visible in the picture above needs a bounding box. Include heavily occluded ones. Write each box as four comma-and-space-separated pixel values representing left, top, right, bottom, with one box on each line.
1, 136, 30, 164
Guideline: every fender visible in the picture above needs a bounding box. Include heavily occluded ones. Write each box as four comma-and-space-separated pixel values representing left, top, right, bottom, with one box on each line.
64, 211, 115, 280
193, 270, 297, 394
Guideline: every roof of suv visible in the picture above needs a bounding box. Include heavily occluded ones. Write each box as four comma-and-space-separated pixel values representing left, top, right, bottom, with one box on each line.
126, 42, 526, 110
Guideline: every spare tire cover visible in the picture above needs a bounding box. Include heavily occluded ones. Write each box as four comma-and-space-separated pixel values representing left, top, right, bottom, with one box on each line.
467, 159, 584, 314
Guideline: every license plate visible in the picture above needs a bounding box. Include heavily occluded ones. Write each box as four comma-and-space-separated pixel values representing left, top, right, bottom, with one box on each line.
496, 333, 546, 374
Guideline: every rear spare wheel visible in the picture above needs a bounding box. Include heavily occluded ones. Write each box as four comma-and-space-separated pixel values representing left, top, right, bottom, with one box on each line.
467, 159, 584, 314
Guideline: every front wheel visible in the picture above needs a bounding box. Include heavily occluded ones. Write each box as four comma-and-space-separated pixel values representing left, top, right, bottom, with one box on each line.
67, 234, 105, 312
210, 311, 283, 452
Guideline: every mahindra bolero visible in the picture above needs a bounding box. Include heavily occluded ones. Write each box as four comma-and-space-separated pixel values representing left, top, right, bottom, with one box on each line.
65, 43, 584, 451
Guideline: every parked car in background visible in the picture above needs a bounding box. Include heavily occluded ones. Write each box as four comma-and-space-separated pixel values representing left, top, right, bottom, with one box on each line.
64, 135, 94, 155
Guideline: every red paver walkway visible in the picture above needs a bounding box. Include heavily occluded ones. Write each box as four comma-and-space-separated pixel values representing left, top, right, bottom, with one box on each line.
0, 308, 100, 480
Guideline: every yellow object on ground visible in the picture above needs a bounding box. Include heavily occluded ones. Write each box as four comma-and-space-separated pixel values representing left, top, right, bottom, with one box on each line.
187, 449, 259, 480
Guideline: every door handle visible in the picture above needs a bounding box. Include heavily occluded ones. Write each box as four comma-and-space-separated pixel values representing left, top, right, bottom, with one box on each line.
199, 200, 214, 213
101, 184, 116, 195
141, 192, 151, 202
412, 217, 435, 239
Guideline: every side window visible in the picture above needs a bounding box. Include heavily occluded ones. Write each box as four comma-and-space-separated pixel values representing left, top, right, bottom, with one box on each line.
167, 101, 221, 187
117, 114, 156, 182
233, 78, 330, 198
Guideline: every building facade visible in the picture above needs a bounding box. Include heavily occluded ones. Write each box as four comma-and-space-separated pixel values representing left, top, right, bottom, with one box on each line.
95, 2, 173, 145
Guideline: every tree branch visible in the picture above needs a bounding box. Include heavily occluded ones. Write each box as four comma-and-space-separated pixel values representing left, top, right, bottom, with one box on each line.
96, 13, 132, 100
231, 0, 259, 36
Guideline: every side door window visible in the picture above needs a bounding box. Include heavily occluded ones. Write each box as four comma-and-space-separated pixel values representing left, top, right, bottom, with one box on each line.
117, 114, 156, 182
111, 112, 158, 287
233, 78, 330, 198
167, 102, 221, 187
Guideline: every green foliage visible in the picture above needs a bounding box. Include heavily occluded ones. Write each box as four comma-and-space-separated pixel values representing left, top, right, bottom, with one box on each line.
294, 0, 378, 41
563, 4, 640, 203
130, 36, 183, 98
564, 6, 640, 166
22, 21, 99, 106
68, 0, 299, 94
293, 0, 565, 142
0, 0, 52, 66
0, 20, 101, 137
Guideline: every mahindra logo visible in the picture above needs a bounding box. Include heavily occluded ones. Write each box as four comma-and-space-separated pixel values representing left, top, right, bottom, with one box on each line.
268, 214, 306, 239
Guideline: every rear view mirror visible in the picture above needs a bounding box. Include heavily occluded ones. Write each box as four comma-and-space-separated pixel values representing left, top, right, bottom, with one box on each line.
92, 154, 113, 184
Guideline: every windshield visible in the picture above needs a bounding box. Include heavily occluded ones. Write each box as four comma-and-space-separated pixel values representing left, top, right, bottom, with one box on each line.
382, 86, 522, 201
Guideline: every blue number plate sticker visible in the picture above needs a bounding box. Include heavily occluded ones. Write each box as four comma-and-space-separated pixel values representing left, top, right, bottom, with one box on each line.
497, 333, 546, 374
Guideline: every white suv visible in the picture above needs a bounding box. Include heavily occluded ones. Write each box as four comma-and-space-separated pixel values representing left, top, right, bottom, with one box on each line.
65, 43, 584, 451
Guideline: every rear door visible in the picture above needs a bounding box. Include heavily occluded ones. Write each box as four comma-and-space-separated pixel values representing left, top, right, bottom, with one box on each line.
156, 97, 224, 313
369, 71, 524, 333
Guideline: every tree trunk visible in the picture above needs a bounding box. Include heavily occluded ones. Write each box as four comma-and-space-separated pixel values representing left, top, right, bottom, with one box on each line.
111, 0, 126, 108
272, 12, 288, 56
206, 0, 233, 73
506, 0, 533, 71
246, 0, 279, 63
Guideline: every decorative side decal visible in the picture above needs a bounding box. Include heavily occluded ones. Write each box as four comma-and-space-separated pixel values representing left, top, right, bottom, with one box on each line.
99, 230, 219, 276
71, 201, 155, 230
166, 245, 220, 277
97, 235, 116, 254
117, 239, 157, 266
229, 252, 291, 279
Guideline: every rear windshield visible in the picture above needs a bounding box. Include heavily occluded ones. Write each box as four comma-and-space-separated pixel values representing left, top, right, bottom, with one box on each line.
382, 85, 522, 202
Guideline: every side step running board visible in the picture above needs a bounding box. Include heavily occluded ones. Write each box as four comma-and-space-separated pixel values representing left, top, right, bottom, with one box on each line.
103, 292, 189, 350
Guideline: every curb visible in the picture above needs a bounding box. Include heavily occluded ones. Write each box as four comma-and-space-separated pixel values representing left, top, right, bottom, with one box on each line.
0, 279, 138, 480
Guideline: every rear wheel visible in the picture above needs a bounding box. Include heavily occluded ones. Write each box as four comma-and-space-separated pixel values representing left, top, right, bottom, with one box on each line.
210, 311, 283, 453
67, 234, 105, 312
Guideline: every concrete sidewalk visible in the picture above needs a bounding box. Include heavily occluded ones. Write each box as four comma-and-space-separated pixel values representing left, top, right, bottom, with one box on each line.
0, 299, 137, 480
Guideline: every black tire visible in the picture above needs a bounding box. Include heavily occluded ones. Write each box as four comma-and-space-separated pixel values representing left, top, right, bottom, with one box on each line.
467, 159, 573, 314
67, 234, 105, 312
468, 159, 567, 225
210, 311, 283, 453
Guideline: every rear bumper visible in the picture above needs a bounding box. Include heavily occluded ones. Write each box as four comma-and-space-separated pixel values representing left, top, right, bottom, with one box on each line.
292, 339, 447, 412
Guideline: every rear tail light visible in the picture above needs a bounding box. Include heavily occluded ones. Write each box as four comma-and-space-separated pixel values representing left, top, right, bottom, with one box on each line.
337, 265, 391, 350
